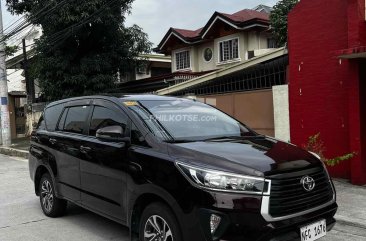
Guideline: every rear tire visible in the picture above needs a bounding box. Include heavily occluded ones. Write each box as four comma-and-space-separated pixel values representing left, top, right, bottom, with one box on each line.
39, 173, 67, 217
139, 202, 182, 241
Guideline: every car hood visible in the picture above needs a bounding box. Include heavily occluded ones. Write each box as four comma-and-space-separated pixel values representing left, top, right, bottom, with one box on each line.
167, 136, 321, 177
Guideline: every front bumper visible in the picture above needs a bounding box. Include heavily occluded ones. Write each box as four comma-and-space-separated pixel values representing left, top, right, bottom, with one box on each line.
211, 202, 338, 241
178, 191, 338, 241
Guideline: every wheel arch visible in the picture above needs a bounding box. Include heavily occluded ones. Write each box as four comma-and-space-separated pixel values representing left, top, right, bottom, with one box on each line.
34, 164, 57, 196
128, 187, 185, 239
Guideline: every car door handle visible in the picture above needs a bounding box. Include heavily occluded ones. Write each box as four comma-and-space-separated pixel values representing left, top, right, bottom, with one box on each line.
49, 138, 57, 145
80, 145, 92, 153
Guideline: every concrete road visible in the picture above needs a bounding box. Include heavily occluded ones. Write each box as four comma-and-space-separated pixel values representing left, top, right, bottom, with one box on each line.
1, 154, 366, 241
0, 155, 128, 241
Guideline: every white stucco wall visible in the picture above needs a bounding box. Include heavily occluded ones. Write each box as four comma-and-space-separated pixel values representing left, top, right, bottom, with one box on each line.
7, 69, 26, 93
273, 84, 291, 142
196, 42, 215, 72
171, 31, 275, 73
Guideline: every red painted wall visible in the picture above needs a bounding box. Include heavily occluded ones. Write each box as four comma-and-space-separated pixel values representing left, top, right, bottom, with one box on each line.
288, 0, 365, 184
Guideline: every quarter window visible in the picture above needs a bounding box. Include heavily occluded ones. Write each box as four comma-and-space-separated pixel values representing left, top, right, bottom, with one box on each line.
44, 104, 64, 131
63, 106, 90, 134
219, 38, 239, 62
175, 50, 190, 70
89, 106, 128, 137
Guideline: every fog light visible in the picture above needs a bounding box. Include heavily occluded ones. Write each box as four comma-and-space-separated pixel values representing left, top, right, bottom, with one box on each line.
210, 214, 221, 234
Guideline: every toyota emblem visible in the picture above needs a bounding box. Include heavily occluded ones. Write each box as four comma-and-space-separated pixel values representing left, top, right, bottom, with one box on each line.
300, 176, 315, 191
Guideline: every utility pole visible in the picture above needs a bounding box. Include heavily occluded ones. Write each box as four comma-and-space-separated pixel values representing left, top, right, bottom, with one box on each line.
22, 38, 34, 103
0, 3, 12, 146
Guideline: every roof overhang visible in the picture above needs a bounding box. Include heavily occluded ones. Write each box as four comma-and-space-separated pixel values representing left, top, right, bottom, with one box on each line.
156, 47, 288, 95
156, 29, 202, 53
337, 46, 366, 59
6, 48, 36, 69
138, 54, 171, 63
201, 15, 268, 38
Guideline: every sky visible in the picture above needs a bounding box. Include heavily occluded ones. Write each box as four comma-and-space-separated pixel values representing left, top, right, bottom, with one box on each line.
1, 0, 21, 31
1, 0, 278, 47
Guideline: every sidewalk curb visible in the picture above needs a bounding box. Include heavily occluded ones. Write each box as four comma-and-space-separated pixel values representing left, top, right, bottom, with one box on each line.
335, 215, 366, 230
0, 146, 29, 159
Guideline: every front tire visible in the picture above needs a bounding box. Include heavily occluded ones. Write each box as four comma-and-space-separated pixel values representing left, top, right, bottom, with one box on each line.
139, 203, 182, 241
39, 173, 67, 217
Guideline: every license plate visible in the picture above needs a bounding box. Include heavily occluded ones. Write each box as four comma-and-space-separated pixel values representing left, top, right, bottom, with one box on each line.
300, 219, 326, 241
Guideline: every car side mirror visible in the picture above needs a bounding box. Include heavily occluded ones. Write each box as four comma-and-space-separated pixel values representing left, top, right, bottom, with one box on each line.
96, 125, 130, 143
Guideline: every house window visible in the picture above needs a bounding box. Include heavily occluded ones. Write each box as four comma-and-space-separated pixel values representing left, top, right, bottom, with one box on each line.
219, 38, 239, 62
267, 38, 277, 48
175, 50, 190, 70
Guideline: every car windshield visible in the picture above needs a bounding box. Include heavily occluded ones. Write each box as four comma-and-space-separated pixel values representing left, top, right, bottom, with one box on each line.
126, 99, 255, 142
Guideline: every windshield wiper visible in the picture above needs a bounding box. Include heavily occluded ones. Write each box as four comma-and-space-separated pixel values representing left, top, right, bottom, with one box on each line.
203, 135, 259, 142
164, 139, 198, 143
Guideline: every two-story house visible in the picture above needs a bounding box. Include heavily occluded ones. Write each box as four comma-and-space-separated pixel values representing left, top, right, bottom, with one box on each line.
155, 8, 277, 74
150, 6, 289, 139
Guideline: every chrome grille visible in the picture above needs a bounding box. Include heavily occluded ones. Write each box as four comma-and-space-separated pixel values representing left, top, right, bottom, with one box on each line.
268, 166, 334, 217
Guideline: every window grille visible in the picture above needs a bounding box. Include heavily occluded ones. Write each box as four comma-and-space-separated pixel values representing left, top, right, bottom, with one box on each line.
175, 50, 190, 70
219, 38, 239, 62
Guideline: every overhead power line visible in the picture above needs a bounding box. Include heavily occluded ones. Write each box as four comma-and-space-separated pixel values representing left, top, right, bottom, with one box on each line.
1, 0, 71, 43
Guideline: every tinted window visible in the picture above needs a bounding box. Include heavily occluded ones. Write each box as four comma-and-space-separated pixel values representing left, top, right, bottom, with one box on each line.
44, 104, 64, 131
63, 106, 90, 134
89, 106, 128, 136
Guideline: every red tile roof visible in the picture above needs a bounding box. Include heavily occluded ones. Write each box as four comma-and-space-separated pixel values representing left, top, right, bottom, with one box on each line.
220, 9, 269, 22
170, 9, 269, 39
173, 28, 203, 39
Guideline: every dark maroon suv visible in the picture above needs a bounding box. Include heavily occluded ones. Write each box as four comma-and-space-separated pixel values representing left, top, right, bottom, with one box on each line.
29, 94, 337, 241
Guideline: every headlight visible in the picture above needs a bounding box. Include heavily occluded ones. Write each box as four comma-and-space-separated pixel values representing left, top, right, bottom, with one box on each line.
176, 162, 270, 195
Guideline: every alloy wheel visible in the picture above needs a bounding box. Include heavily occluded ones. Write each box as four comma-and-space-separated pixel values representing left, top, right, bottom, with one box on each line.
144, 215, 173, 241
41, 180, 54, 213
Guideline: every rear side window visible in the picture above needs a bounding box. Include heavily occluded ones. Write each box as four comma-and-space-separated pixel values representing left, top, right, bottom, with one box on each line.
89, 106, 128, 136
44, 104, 64, 131
63, 106, 90, 134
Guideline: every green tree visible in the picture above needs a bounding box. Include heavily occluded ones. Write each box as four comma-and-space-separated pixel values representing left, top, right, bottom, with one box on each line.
270, 0, 299, 47
6, 0, 152, 100
5, 45, 19, 57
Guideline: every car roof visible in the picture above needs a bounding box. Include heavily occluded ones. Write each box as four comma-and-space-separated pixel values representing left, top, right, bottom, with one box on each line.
45, 94, 189, 108
119, 94, 182, 101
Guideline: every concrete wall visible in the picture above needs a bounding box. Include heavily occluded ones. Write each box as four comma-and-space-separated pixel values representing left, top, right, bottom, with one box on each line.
198, 89, 275, 136
25, 103, 46, 136
273, 85, 290, 142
